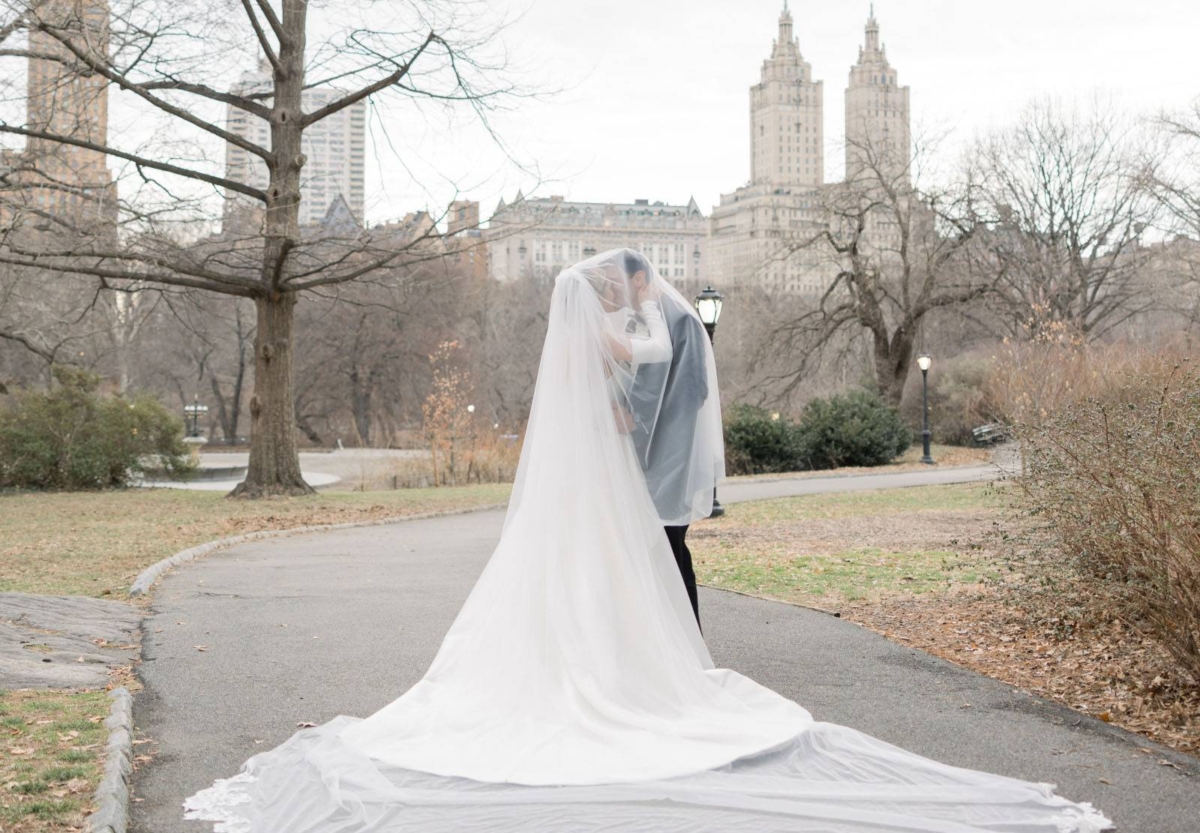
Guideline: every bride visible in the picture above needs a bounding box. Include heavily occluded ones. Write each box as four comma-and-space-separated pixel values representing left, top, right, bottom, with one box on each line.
184, 249, 1111, 831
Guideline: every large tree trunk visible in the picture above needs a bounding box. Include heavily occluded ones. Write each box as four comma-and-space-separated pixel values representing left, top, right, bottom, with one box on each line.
873, 324, 915, 409
231, 2, 310, 497
231, 292, 313, 497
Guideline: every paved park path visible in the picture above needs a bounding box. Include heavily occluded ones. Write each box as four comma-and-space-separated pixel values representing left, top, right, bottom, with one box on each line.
133, 463, 1198, 832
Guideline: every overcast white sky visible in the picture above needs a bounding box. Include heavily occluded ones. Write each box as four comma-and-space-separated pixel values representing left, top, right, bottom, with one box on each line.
364, 0, 1200, 225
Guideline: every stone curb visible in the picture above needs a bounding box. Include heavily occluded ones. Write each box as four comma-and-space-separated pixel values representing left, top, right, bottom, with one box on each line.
86, 687, 134, 833
128, 502, 509, 597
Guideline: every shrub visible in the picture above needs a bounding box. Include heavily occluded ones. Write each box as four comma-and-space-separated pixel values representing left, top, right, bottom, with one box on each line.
1015, 355, 1200, 682
795, 389, 911, 469
901, 354, 994, 446
0, 366, 191, 490
723, 404, 805, 475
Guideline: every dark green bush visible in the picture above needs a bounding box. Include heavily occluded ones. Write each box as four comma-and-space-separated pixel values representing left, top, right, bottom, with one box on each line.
723, 404, 805, 475
795, 389, 911, 469
0, 366, 192, 489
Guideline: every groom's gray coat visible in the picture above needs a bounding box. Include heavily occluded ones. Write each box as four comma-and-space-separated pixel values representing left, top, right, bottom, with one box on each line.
627, 296, 710, 524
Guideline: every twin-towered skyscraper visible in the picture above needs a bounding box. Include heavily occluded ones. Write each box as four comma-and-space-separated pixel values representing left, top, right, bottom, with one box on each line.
489, 4, 913, 294
710, 3, 912, 294
751, 2, 910, 189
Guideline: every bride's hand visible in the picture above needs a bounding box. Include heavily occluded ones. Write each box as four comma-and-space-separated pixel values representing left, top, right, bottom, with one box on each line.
612, 404, 635, 433
636, 281, 662, 306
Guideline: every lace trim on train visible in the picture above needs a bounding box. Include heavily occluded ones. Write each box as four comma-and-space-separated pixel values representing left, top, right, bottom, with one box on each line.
1055, 802, 1113, 833
182, 772, 255, 833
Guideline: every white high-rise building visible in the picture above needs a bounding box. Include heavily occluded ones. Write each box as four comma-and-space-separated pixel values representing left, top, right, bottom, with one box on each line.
844, 5, 911, 183
224, 62, 366, 227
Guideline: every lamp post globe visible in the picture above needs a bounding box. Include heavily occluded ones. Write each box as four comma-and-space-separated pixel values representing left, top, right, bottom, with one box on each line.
694, 285, 724, 341
917, 354, 935, 465
693, 285, 726, 517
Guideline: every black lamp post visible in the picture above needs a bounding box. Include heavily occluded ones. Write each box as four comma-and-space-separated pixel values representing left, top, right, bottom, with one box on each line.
183, 394, 208, 439
693, 285, 725, 517
916, 354, 935, 465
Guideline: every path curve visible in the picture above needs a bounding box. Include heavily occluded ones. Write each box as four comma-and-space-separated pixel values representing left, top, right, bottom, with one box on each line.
132, 462, 1198, 833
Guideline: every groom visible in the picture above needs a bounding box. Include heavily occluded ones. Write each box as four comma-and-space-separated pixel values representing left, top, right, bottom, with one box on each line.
622, 250, 712, 627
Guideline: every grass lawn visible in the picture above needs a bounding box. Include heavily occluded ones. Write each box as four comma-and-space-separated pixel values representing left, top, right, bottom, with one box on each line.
724, 444, 990, 483
0, 484, 511, 598
0, 689, 109, 832
694, 482, 1006, 608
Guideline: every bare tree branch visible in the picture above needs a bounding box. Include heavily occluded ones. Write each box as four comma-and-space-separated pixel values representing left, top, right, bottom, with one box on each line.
301, 31, 439, 127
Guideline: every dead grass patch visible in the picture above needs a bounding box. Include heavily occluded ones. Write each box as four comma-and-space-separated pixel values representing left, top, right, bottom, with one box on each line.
0, 484, 511, 598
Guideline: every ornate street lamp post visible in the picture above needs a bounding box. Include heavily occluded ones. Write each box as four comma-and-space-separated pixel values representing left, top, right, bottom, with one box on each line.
183, 394, 209, 439
693, 286, 725, 517
182, 394, 210, 463
916, 354, 935, 465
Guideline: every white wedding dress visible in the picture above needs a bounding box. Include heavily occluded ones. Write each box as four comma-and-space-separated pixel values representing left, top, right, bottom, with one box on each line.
184, 250, 1111, 832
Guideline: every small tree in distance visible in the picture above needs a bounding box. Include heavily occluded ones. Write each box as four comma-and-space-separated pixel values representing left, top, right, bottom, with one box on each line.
422, 339, 473, 486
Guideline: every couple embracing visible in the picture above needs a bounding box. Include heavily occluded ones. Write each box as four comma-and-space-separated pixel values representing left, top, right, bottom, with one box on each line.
185, 249, 1110, 832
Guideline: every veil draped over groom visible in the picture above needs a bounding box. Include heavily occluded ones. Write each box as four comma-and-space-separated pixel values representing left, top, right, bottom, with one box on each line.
616, 249, 718, 625
184, 250, 1110, 833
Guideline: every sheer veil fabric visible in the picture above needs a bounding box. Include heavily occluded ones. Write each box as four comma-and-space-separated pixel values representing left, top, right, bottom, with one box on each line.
184, 250, 1111, 832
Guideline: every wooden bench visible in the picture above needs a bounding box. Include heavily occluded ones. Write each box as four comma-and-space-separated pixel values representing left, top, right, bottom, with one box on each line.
971, 423, 1010, 446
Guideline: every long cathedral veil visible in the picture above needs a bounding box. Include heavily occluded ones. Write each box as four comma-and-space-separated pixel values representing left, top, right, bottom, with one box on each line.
183, 250, 1110, 832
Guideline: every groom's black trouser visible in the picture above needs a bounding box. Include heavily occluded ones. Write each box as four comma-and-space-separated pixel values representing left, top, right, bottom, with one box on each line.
664, 525, 700, 627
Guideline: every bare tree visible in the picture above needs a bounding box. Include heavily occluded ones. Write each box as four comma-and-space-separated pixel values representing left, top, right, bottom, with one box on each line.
766, 133, 991, 408
0, 258, 112, 389
1148, 99, 1200, 331
0, 0, 516, 495
137, 291, 256, 442
294, 259, 468, 446
461, 273, 549, 429
974, 99, 1158, 339
1152, 99, 1200, 241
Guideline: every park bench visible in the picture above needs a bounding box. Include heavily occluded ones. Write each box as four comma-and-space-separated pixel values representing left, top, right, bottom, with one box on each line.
971, 423, 1010, 446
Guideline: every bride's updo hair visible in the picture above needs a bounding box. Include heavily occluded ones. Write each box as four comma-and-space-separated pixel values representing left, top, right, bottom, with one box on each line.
574, 263, 609, 298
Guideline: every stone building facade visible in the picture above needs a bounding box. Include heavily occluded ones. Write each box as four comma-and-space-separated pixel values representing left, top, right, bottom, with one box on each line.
2, 0, 116, 232
485, 193, 707, 288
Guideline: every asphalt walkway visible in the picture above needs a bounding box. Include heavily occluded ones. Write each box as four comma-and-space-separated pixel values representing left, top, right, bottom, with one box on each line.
132, 463, 1197, 832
